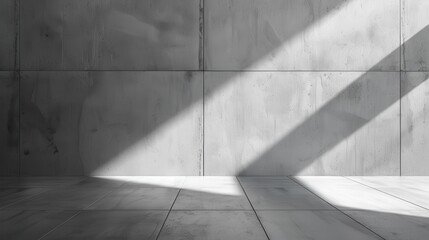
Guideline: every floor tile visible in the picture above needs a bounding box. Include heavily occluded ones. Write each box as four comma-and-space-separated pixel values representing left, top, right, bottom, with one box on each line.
238, 177, 298, 188
348, 176, 429, 190
157, 211, 268, 240
0, 177, 83, 188
183, 176, 240, 189
0, 188, 48, 208
345, 210, 429, 240
258, 210, 382, 240
122, 176, 186, 189
6, 187, 111, 210
374, 187, 429, 209
1, 176, 428, 240
294, 177, 423, 211
0, 210, 76, 240
294, 176, 357, 187
42, 210, 168, 240
88, 188, 179, 210
72, 177, 128, 188
173, 186, 252, 210
243, 186, 333, 210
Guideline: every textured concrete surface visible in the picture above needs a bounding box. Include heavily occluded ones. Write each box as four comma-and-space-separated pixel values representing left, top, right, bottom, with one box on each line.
20, 0, 201, 70
205, 72, 400, 175
205, 0, 399, 70
43, 211, 168, 240
0, 72, 19, 176
401, 72, 429, 175
20, 71, 202, 176
401, 0, 429, 71
0, 210, 77, 240
1, 0, 429, 176
158, 211, 269, 240
258, 211, 383, 240
0, 0, 17, 70
2, 176, 429, 239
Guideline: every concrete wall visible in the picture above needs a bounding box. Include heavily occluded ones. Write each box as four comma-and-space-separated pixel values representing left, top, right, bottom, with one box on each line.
0, 0, 428, 176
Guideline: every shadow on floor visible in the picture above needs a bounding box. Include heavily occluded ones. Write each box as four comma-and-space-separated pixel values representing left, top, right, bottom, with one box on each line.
0, 176, 429, 239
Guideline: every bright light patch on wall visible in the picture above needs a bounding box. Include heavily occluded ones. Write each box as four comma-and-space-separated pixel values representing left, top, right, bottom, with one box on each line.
295, 97, 400, 176
90, 0, 405, 176
90, 99, 202, 176
246, 0, 399, 70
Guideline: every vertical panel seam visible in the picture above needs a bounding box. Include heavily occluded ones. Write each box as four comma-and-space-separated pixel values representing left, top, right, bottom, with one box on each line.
17, 0, 21, 176
201, 0, 205, 176
399, 0, 402, 176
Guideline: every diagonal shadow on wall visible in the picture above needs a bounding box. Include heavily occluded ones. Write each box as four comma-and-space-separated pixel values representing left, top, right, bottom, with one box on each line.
238, 26, 429, 176
16, 1, 428, 176
19, 0, 354, 176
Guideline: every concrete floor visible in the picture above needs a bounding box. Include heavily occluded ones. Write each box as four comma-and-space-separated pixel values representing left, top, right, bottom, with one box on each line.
0, 176, 428, 240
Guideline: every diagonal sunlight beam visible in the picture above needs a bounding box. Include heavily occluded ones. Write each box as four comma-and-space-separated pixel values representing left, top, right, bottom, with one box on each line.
90, 0, 354, 175
238, 26, 429, 176
221, 0, 398, 71
91, 0, 423, 176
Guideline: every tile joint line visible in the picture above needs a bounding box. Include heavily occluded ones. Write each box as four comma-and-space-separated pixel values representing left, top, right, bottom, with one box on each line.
289, 176, 388, 240
237, 177, 272, 240
155, 185, 182, 239
345, 176, 429, 211
38, 211, 81, 240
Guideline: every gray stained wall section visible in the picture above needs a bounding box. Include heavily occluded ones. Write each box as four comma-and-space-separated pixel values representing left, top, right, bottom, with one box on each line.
0, 0, 18, 70
19, 71, 203, 176
0, 72, 19, 176
20, 0, 201, 70
0, 0, 428, 176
